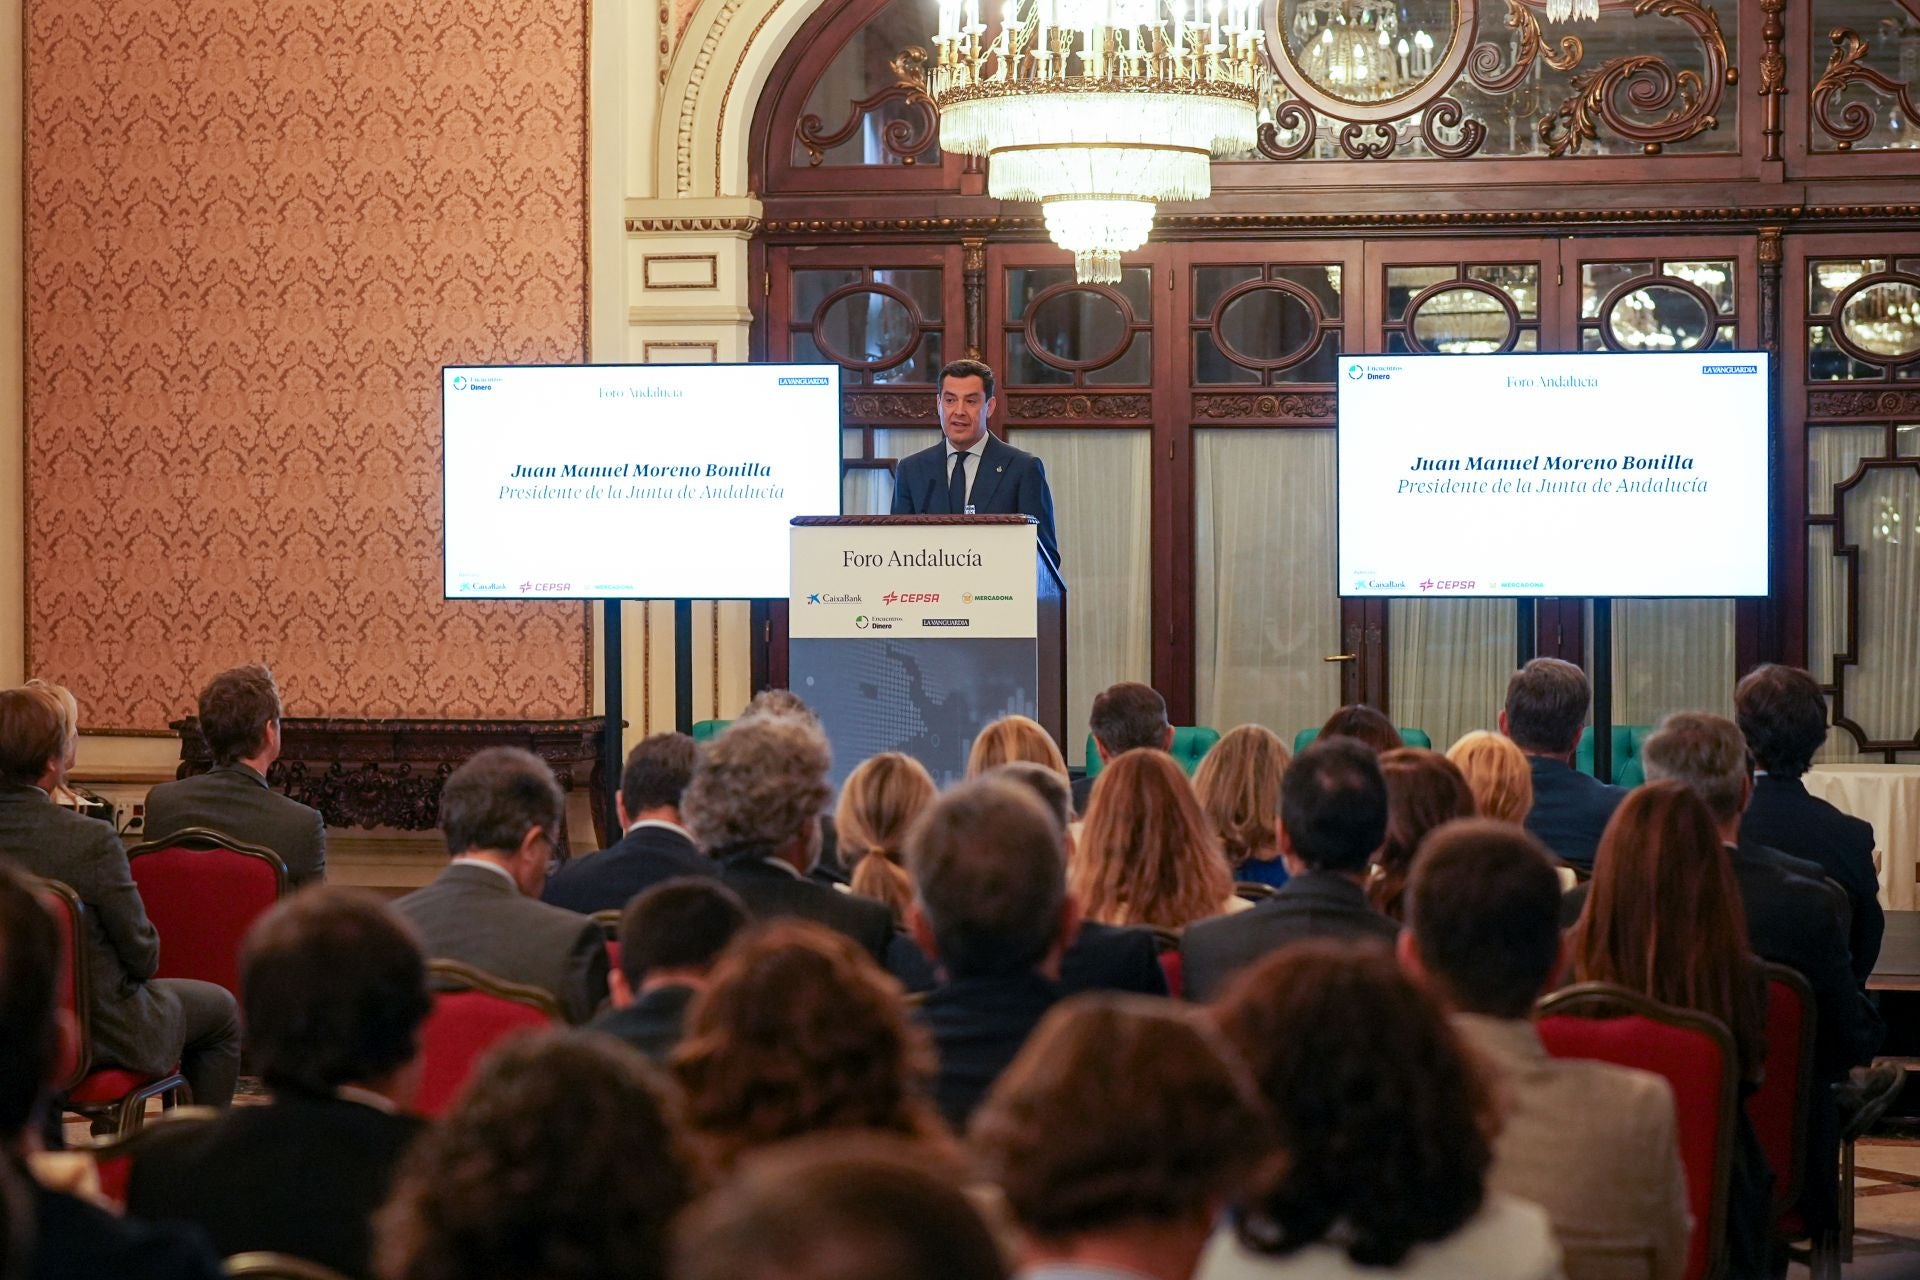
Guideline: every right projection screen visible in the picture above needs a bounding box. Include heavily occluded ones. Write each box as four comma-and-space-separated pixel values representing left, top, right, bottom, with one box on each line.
1337, 352, 1770, 599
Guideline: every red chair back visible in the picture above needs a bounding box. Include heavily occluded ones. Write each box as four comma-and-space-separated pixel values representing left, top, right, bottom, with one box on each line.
1537, 983, 1739, 1280
128, 829, 289, 994
415, 961, 560, 1118
34, 879, 91, 1092
1748, 963, 1815, 1221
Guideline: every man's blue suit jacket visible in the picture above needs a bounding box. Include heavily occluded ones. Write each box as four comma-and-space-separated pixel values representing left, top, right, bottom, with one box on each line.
890, 433, 1061, 570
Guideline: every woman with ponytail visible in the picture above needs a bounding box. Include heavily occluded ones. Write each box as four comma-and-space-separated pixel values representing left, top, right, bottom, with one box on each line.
837, 753, 938, 923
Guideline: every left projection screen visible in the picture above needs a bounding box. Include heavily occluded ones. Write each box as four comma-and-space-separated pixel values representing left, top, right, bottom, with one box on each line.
443, 364, 843, 600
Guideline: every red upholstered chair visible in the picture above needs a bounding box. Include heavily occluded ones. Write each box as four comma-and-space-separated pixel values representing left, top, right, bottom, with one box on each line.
127, 828, 289, 996
85, 1108, 219, 1208
1537, 982, 1739, 1280
1146, 925, 1183, 999
593, 910, 622, 976
1748, 963, 1841, 1280
35, 878, 192, 1137
414, 960, 560, 1119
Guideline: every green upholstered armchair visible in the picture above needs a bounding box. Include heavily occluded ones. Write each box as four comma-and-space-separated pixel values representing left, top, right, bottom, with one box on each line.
1082, 726, 1222, 780
1575, 725, 1651, 788
690, 719, 732, 743
1289, 727, 1433, 756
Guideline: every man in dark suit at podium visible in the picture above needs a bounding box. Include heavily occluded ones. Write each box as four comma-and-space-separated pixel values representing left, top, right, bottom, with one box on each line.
890, 358, 1061, 570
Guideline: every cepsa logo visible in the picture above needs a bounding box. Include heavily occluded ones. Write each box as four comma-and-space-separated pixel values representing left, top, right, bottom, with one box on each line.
882, 591, 940, 606
1419, 579, 1477, 592
520, 581, 573, 593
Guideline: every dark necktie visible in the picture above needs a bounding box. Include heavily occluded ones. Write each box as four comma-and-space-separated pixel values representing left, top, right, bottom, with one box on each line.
948, 450, 969, 514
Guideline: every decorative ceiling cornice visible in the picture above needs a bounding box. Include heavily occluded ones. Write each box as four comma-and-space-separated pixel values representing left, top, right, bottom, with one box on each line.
626, 215, 764, 233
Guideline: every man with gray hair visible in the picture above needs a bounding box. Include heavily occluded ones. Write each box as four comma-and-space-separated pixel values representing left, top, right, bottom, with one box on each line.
908, 776, 1080, 1127
1639, 712, 1891, 1233
1501, 657, 1625, 871
685, 715, 893, 961
394, 747, 608, 1023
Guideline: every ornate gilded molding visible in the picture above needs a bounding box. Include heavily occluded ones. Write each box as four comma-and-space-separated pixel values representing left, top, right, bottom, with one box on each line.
1006, 393, 1152, 420
1193, 392, 1335, 420
1758, 0, 1786, 161
676, 0, 747, 195
1808, 388, 1920, 420
1813, 27, 1920, 151
845, 391, 938, 420
1539, 0, 1730, 158
626, 215, 762, 233
1468, 0, 1582, 97
796, 48, 936, 166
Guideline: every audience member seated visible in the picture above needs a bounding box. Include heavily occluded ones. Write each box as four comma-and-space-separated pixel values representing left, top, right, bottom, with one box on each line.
1181, 740, 1398, 1002
542, 733, 712, 914
26, 680, 107, 819
909, 779, 1080, 1128
971, 994, 1272, 1280
1193, 725, 1293, 891
375, 1031, 695, 1280
1366, 749, 1474, 922
1446, 730, 1534, 826
1202, 943, 1561, 1280
734, 688, 850, 883
838, 752, 937, 924
591, 878, 748, 1062
675, 919, 950, 1172
968, 714, 1070, 780
1640, 714, 1890, 1235
0, 685, 241, 1108
1074, 682, 1174, 815
1402, 821, 1687, 1280
683, 715, 894, 961
1317, 704, 1402, 756
1502, 658, 1625, 871
1567, 781, 1771, 1278
888, 765, 1165, 999
1735, 664, 1885, 983
144, 665, 327, 887
393, 747, 608, 1023
127, 888, 431, 1279
673, 1134, 1008, 1280
0, 862, 224, 1280
1074, 750, 1241, 931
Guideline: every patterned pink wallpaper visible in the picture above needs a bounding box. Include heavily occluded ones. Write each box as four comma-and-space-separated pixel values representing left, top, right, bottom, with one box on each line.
25, 0, 592, 730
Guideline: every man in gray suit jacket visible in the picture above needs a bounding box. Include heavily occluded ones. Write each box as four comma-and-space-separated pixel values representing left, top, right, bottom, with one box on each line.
394, 747, 608, 1023
0, 685, 241, 1107
145, 665, 326, 886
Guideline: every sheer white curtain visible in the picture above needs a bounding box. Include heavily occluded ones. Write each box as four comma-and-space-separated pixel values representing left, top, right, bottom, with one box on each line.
1840, 464, 1920, 748
1611, 600, 1735, 725
1388, 599, 1514, 752
842, 428, 940, 514
1195, 429, 1340, 743
1017, 429, 1153, 766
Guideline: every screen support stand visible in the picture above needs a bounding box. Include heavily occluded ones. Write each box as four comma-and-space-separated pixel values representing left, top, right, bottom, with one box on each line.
674, 599, 695, 734
602, 599, 624, 827
1515, 599, 1537, 666
1590, 598, 1613, 785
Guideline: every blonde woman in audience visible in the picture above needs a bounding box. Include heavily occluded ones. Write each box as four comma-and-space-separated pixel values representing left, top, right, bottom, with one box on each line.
967, 714, 1069, 779
23, 678, 90, 813
1447, 730, 1534, 824
376, 1030, 696, 1280
1367, 749, 1475, 922
673, 919, 955, 1174
1193, 725, 1292, 890
837, 752, 937, 923
1072, 749, 1243, 931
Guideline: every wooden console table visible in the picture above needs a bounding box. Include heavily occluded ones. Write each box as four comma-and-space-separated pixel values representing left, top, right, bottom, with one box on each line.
171, 716, 613, 849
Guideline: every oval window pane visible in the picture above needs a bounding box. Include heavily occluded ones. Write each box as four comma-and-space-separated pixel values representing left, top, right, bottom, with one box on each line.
1410, 286, 1512, 354
1029, 288, 1130, 367
817, 290, 916, 367
1840, 279, 1920, 360
1218, 286, 1317, 365
1608, 283, 1713, 352
1279, 0, 1458, 105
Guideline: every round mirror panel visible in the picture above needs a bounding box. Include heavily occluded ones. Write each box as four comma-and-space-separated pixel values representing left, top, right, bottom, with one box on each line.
816, 289, 917, 367
1028, 287, 1132, 368
1409, 285, 1513, 354
1607, 283, 1714, 352
1217, 286, 1318, 366
1839, 279, 1920, 360
1278, 0, 1460, 106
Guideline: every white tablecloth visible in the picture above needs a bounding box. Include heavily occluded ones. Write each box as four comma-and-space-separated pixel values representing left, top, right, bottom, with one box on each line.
1803, 764, 1920, 911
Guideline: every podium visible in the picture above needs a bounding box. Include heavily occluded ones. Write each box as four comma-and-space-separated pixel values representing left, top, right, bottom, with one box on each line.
789, 515, 1066, 788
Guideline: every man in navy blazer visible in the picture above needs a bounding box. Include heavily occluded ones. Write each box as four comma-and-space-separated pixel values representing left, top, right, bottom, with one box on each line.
543, 732, 715, 915
890, 358, 1061, 570
1502, 658, 1626, 871
1736, 664, 1885, 983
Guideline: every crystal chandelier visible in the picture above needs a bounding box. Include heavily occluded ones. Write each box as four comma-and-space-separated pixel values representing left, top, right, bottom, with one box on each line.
931, 0, 1271, 283
1543, 0, 1600, 21
1288, 1, 1438, 104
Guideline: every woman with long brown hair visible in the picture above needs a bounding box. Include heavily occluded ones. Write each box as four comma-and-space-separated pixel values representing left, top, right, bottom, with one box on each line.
1367, 749, 1476, 921
1567, 780, 1768, 1279
967, 714, 1069, 780
1193, 725, 1291, 890
836, 752, 937, 924
1072, 748, 1241, 931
